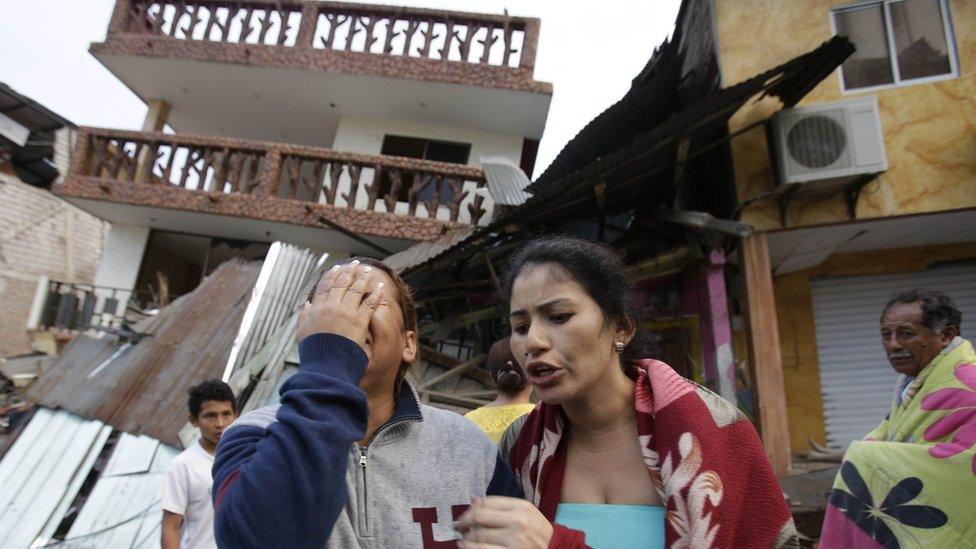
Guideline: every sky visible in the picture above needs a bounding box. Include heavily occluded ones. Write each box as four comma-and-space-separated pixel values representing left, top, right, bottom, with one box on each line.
0, 0, 682, 174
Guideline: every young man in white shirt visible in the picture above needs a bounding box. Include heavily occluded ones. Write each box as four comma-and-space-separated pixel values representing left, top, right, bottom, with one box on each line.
162, 380, 237, 549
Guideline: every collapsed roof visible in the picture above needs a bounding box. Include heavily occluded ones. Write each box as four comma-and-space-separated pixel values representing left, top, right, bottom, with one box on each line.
25, 259, 261, 447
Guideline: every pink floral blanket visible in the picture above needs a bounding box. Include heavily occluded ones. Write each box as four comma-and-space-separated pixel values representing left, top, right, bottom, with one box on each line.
508, 359, 797, 548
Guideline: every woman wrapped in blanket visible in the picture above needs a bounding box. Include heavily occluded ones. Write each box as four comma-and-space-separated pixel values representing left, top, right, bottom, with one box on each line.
455, 236, 798, 549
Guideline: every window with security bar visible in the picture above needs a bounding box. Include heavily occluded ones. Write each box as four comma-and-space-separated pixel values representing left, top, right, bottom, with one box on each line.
830, 0, 959, 92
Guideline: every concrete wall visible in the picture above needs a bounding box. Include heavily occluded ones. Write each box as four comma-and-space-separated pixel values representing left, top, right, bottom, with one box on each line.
773, 240, 976, 453
92, 223, 150, 302
0, 170, 109, 356
714, 0, 976, 231
330, 116, 525, 224
331, 116, 525, 162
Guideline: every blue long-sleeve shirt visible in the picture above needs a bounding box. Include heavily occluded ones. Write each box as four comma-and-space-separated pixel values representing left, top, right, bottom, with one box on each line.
213, 333, 521, 548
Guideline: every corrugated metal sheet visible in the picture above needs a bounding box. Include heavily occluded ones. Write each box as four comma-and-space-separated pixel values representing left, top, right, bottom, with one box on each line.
216, 244, 321, 419
480, 156, 532, 206
811, 262, 976, 447
25, 260, 261, 447
223, 243, 323, 381
57, 433, 179, 549
0, 408, 111, 549
383, 227, 476, 273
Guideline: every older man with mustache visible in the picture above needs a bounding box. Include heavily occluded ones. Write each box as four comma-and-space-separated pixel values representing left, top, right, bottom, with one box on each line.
820, 289, 976, 548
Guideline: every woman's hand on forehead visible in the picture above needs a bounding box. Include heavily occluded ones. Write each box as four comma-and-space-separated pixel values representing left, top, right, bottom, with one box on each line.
296, 260, 384, 351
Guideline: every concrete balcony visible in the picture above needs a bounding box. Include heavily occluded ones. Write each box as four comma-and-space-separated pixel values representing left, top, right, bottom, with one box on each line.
91, 1, 552, 145
54, 127, 490, 254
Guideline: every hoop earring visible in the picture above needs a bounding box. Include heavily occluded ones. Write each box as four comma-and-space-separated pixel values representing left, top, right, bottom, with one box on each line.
614, 341, 625, 353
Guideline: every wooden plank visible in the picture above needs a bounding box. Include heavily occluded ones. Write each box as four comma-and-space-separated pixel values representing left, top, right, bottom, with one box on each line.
455, 389, 498, 399
740, 233, 791, 476
415, 279, 493, 294
422, 354, 486, 389
628, 246, 697, 281
429, 310, 460, 342
415, 291, 489, 307
424, 390, 490, 409
419, 307, 498, 336
483, 252, 501, 294
461, 365, 494, 386
420, 346, 494, 387
420, 345, 461, 367
671, 136, 691, 188
653, 209, 753, 237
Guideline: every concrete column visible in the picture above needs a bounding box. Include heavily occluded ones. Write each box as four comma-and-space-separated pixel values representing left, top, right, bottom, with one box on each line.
519, 19, 540, 72
106, 0, 133, 34
740, 233, 791, 476
142, 99, 171, 132
136, 99, 171, 183
700, 249, 737, 403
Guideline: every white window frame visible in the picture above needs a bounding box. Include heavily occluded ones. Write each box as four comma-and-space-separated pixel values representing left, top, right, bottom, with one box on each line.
830, 0, 960, 94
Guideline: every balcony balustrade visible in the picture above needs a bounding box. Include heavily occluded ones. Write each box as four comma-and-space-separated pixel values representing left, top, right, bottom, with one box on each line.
29, 279, 135, 332
107, 0, 539, 73
58, 128, 490, 242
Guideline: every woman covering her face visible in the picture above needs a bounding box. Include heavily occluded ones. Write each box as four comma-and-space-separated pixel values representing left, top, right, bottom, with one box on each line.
212, 259, 521, 549
456, 236, 797, 549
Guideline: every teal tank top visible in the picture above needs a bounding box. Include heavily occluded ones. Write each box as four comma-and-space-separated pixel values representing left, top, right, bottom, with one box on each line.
554, 503, 665, 549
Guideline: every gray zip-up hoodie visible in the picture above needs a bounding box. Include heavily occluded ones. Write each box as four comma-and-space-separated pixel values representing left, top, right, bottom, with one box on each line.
213, 333, 521, 549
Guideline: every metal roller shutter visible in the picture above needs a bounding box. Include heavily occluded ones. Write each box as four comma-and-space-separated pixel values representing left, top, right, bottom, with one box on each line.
810, 262, 976, 447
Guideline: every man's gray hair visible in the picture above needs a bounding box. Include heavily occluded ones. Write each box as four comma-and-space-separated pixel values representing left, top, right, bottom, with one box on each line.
881, 289, 962, 334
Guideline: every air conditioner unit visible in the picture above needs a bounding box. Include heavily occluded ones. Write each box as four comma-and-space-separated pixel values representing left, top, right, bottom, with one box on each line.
770, 96, 887, 186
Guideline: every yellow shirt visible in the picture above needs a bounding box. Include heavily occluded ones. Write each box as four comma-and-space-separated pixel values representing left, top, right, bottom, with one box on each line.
465, 403, 536, 443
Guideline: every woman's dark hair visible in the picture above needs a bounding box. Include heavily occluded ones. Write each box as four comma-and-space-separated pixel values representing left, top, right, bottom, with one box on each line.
188, 379, 236, 417
501, 235, 655, 378
486, 337, 527, 394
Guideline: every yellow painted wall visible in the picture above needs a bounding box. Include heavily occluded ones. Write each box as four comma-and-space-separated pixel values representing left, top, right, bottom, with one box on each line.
773, 241, 976, 454
773, 271, 826, 454
714, 0, 976, 231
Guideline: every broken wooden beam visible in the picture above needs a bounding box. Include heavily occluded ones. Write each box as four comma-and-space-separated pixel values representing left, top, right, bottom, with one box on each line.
415, 278, 493, 294
422, 354, 486, 390
421, 345, 460, 367
455, 389, 499, 399
627, 246, 698, 281
419, 307, 498, 336
653, 208, 754, 237
482, 252, 501, 294
423, 390, 490, 409
420, 346, 494, 386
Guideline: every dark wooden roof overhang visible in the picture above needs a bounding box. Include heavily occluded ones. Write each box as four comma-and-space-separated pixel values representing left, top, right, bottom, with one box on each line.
0, 82, 75, 187
393, 36, 855, 284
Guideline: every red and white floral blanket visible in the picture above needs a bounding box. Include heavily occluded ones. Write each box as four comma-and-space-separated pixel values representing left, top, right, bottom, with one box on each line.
508, 359, 797, 548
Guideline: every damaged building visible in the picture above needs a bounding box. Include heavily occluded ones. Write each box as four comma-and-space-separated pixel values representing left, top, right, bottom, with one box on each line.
2, 0, 974, 546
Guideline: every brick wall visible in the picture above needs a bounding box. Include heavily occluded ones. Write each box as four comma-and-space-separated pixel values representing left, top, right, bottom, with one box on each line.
0, 169, 109, 356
